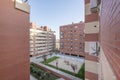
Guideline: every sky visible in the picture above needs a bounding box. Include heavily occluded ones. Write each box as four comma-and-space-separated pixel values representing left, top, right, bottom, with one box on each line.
29, 0, 85, 39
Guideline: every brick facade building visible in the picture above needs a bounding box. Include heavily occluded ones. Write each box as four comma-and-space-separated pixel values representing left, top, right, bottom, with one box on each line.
60, 22, 85, 56
100, 0, 120, 80
85, 0, 99, 80
0, 0, 30, 80
85, 0, 120, 80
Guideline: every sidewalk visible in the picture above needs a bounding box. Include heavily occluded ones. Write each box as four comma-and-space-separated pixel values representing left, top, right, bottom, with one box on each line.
30, 53, 85, 63
30, 75, 37, 80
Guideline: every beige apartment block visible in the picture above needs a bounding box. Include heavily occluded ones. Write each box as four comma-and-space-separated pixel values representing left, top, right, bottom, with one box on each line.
30, 23, 56, 56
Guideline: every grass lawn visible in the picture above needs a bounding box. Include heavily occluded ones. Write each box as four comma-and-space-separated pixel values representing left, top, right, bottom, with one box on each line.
41, 56, 85, 80
75, 63, 85, 80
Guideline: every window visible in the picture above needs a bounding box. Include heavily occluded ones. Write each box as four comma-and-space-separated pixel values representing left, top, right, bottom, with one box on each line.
80, 34, 82, 36
60, 32, 63, 34
60, 36, 63, 38
60, 32, 64, 38
75, 39, 78, 40
60, 42, 64, 49
64, 27, 66, 30
75, 26, 78, 28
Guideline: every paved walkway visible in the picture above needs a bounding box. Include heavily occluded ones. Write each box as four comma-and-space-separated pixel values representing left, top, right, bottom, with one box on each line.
30, 75, 37, 80
56, 53, 85, 62
30, 53, 83, 80
30, 53, 85, 63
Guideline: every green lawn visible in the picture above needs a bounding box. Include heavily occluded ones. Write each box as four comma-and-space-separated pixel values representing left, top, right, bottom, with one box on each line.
75, 63, 85, 80
41, 56, 85, 80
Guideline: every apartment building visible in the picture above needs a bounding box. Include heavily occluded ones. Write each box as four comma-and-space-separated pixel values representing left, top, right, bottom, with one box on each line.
85, 0, 99, 80
60, 22, 85, 56
0, 0, 30, 80
56, 39, 60, 51
85, 0, 120, 80
30, 23, 55, 56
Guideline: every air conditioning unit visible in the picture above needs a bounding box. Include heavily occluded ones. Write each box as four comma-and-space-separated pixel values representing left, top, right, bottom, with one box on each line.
90, 0, 98, 13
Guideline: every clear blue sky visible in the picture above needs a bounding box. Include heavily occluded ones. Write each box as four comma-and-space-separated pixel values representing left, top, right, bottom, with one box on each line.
29, 0, 85, 39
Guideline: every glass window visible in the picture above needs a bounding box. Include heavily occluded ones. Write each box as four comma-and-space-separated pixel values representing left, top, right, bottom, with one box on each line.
60, 32, 63, 34
75, 26, 78, 28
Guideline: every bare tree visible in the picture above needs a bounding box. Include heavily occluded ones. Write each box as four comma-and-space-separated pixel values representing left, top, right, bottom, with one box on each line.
42, 55, 47, 62
71, 64, 76, 73
56, 60, 58, 68
91, 43, 100, 56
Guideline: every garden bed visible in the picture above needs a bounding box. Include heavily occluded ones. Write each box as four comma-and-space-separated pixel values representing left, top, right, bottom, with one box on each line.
30, 63, 59, 80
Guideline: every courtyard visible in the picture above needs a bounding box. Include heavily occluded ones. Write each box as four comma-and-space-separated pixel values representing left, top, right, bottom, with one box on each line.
30, 53, 85, 80
49, 57, 83, 73
40, 53, 85, 79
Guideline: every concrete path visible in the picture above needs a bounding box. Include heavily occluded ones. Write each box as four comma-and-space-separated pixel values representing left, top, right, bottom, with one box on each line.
30, 53, 85, 63
30, 75, 37, 80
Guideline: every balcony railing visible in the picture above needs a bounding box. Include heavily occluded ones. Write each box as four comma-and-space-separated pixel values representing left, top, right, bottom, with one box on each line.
90, 0, 100, 13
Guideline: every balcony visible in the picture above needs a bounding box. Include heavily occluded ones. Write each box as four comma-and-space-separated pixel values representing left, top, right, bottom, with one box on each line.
90, 0, 100, 13
15, 0, 30, 13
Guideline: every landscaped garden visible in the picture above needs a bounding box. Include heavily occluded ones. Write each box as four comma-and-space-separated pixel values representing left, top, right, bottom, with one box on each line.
41, 56, 85, 80
30, 63, 59, 80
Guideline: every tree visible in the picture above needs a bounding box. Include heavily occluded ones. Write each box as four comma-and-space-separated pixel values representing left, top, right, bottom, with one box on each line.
30, 65, 33, 73
56, 60, 58, 68
42, 55, 47, 62
37, 70, 41, 76
71, 64, 76, 74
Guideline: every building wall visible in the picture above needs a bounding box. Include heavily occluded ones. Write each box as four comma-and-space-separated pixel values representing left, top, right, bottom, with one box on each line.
56, 39, 60, 51
99, 47, 116, 80
60, 22, 85, 56
85, 0, 99, 56
85, 0, 99, 80
100, 0, 120, 79
30, 23, 55, 56
85, 0, 120, 80
0, 0, 30, 80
